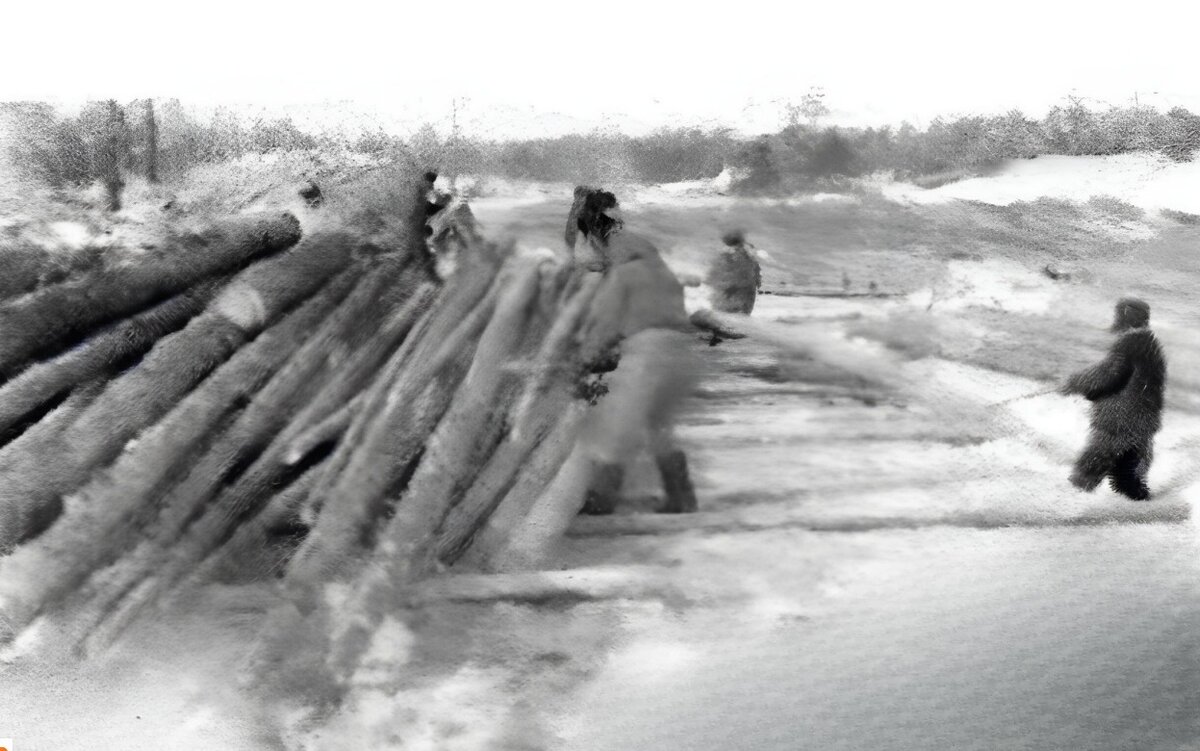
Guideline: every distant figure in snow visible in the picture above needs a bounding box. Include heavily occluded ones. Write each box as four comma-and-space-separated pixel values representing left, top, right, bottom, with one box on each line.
1061, 298, 1166, 500
842, 270, 852, 292
706, 229, 762, 315
423, 170, 452, 221
572, 188, 700, 515
565, 185, 596, 254
298, 179, 323, 208
423, 171, 483, 280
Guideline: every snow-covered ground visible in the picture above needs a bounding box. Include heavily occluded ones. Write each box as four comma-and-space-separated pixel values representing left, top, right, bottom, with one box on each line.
7, 153, 1200, 750
883, 152, 1200, 215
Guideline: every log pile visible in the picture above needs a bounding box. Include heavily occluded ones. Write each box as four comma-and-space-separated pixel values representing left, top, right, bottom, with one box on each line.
0, 174, 605, 691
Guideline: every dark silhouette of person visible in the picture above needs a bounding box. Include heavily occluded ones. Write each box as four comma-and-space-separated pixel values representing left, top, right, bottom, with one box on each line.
706, 229, 762, 314
565, 185, 596, 253
572, 188, 700, 515
298, 179, 323, 208
423, 171, 452, 220
1061, 298, 1166, 500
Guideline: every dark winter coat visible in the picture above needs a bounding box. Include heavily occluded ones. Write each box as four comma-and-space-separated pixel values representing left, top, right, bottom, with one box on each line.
1064, 326, 1166, 447
706, 245, 762, 315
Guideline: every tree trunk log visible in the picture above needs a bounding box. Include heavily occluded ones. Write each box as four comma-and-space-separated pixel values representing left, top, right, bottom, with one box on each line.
0, 262, 364, 633
283, 393, 365, 467
0, 212, 301, 376
0, 275, 227, 438
318, 262, 546, 678
0, 229, 354, 550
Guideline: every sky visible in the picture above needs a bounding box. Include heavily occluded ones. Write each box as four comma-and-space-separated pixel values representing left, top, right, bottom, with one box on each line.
5, 0, 1200, 139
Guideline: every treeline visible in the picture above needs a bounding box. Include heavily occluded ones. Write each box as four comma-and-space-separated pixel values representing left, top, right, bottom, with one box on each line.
7, 98, 1200, 197
731, 101, 1200, 192
357, 123, 738, 185
1, 100, 326, 201
0, 100, 736, 193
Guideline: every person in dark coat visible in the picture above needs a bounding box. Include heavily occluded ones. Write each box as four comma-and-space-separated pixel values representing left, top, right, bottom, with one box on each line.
423, 171, 452, 219
564, 185, 596, 253
1061, 298, 1166, 500
705, 229, 762, 315
572, 188, 701, 515
298, 179, 323, 208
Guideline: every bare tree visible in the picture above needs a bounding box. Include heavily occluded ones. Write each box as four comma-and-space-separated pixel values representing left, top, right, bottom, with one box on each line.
97, 100, 128, 211
145, 99, 159, 183
786, 87, 831, 128
799, 88, 830, 127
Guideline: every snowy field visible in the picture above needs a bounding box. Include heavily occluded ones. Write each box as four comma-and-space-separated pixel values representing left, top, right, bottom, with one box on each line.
5, 154, 1200, 749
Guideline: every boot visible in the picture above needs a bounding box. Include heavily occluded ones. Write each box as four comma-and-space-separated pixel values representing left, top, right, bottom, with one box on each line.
656, 450, 698, 514
580, 462, 624, 515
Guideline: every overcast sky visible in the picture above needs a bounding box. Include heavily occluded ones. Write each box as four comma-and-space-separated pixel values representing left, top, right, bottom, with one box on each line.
6, 0, 1200, 139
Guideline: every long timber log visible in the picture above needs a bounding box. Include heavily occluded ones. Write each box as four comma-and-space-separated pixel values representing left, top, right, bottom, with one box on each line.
0, 229, 354, 551
0, 261, 366, 633
0, 213, 302, 376
0, 276, 228, 438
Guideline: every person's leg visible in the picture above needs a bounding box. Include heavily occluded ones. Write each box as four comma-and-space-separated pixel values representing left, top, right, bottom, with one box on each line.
575, 344, 650, 516
580, 461, 625, 515
1109, 447, 1151, 500
1070, 436, 1119, 492
651, 428, 698, 514
642, 332, 701, 514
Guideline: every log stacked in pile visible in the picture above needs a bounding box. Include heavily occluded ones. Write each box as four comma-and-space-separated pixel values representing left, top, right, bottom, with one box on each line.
0, 174, 604, 688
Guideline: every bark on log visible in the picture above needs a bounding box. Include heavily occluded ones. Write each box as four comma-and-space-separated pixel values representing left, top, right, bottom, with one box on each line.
0, 263, 364, 633
452, 406, 588, 572
205, 462, 325, 581
268, 283, 440, 476
283, 394, 364, 466
317, 262, 545, 678
0, 230, 354, 550
0, 276, 228, 438
44, 257, 421, 621
0, 212, 302, 376
284, 281, 500, 587
282, 256, 496, 538
381, 260, 544, 571
485, 446, 593, 572
201, 285, 440, 576
107, 347, 478, 646
436, 392, 586, 567
0, 380, 106, 555
434, 273, 602, 566
201, 273, 451, 573
139, 253, 423, 542
0, 244, 104, 302
280, 253, 504, 588
507, 272, 602, 440
142, 259, 429, 547
33, 259, 443, 641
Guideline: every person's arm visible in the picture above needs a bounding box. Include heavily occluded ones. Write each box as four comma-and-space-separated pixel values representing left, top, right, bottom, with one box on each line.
1062, 338, 1134, 400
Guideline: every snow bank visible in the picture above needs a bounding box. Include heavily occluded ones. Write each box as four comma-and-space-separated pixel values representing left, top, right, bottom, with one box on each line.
909, 257, 1061, 314
884, 153, 1200, 215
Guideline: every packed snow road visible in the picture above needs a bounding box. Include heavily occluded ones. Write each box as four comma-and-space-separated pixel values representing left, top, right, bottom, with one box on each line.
558, 521, 1200, 751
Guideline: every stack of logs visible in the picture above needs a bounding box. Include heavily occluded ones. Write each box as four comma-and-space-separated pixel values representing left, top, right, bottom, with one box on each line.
0, 174, 608, 685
